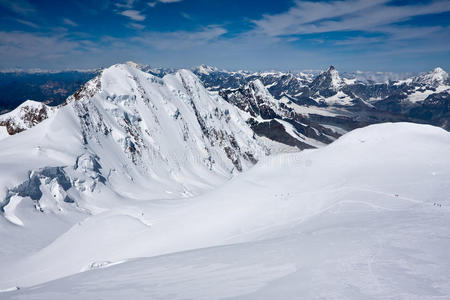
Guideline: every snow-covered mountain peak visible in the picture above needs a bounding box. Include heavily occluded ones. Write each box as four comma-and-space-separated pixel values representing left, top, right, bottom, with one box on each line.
195, 64, 219, 75
66, 63, 162, 104
218, 78, 282, 121
172, 68, 204, 84
414, 67, 448, 87
64, 62, 145, 103
0, 62, 268, 224
309, 65, 345, 96
73, 63, 264, 170
248, 79, 270, 95
245, 79, 282, 110
431, 67, 447, 78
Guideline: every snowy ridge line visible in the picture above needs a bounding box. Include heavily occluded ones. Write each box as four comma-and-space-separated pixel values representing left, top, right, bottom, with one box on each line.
0, 62, 269, 222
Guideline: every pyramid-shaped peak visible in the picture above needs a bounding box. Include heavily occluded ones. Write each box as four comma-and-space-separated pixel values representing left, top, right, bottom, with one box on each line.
310, 65, 344, 93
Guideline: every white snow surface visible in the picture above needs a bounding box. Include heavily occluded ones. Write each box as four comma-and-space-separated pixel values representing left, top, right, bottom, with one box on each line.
0, 63, 266, 208
0, 100, 56, 139
407, 85, 450, 103
321, 90, 353, 106
280, 96, 341, 117
0, 120, 449, 299
0, 126, 8, 140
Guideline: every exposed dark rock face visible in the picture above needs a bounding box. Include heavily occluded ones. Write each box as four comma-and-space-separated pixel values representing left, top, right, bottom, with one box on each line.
220, 80, 339, 149
193, 68, 248, 92
0, 102, 53, 136
408, 92, 450, 130
373, 93, 410, 114
219, 82, 277, 119
0, 119, 25, 135
247, 73, 310, 100
193, 68, 312, 101
307, 114, 366, 132
65, 71, 102, 104
345, 83, 397, 101
248, 119, 315, 150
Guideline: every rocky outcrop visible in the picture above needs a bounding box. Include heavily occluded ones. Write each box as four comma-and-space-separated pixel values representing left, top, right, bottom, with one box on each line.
0, 100, 55, 136
221, 80, 339, 149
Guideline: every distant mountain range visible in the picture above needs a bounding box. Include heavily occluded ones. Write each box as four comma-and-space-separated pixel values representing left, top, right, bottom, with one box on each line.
0, 65, 421, 112
1, 63, 449, 150
0, 70, 100, 113
191, 65, 449, 131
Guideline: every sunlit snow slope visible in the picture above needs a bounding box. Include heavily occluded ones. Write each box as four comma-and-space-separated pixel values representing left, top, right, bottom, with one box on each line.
0, 122, 449, 299
0, 63, 266, 218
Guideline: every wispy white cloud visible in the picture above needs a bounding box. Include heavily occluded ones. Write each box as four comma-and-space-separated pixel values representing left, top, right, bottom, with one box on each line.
0, 31, 80, 60
247, 0, 450, 66
148, 0, 184, 7
0, 0, 35, 15
120, 9, 146, 21
180, 12, 193, 20
253, 0, 450, 36
127, 22, 146, 30
15, 19, 39, 28
0, 30, 141, 69
115, 0, 136, 9
133, 26, 226, 50
63, 18, 78, 27
0, 24, 226, 69
1, 0, 448, 71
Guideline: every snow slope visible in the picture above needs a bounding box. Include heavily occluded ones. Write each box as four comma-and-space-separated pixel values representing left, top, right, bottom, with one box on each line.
0, 62, 269, 268
1, 122, 449, 299
0, 63, 266, 212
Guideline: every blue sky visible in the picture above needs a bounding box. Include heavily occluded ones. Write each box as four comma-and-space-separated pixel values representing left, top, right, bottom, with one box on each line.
0, 0, 449, 71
